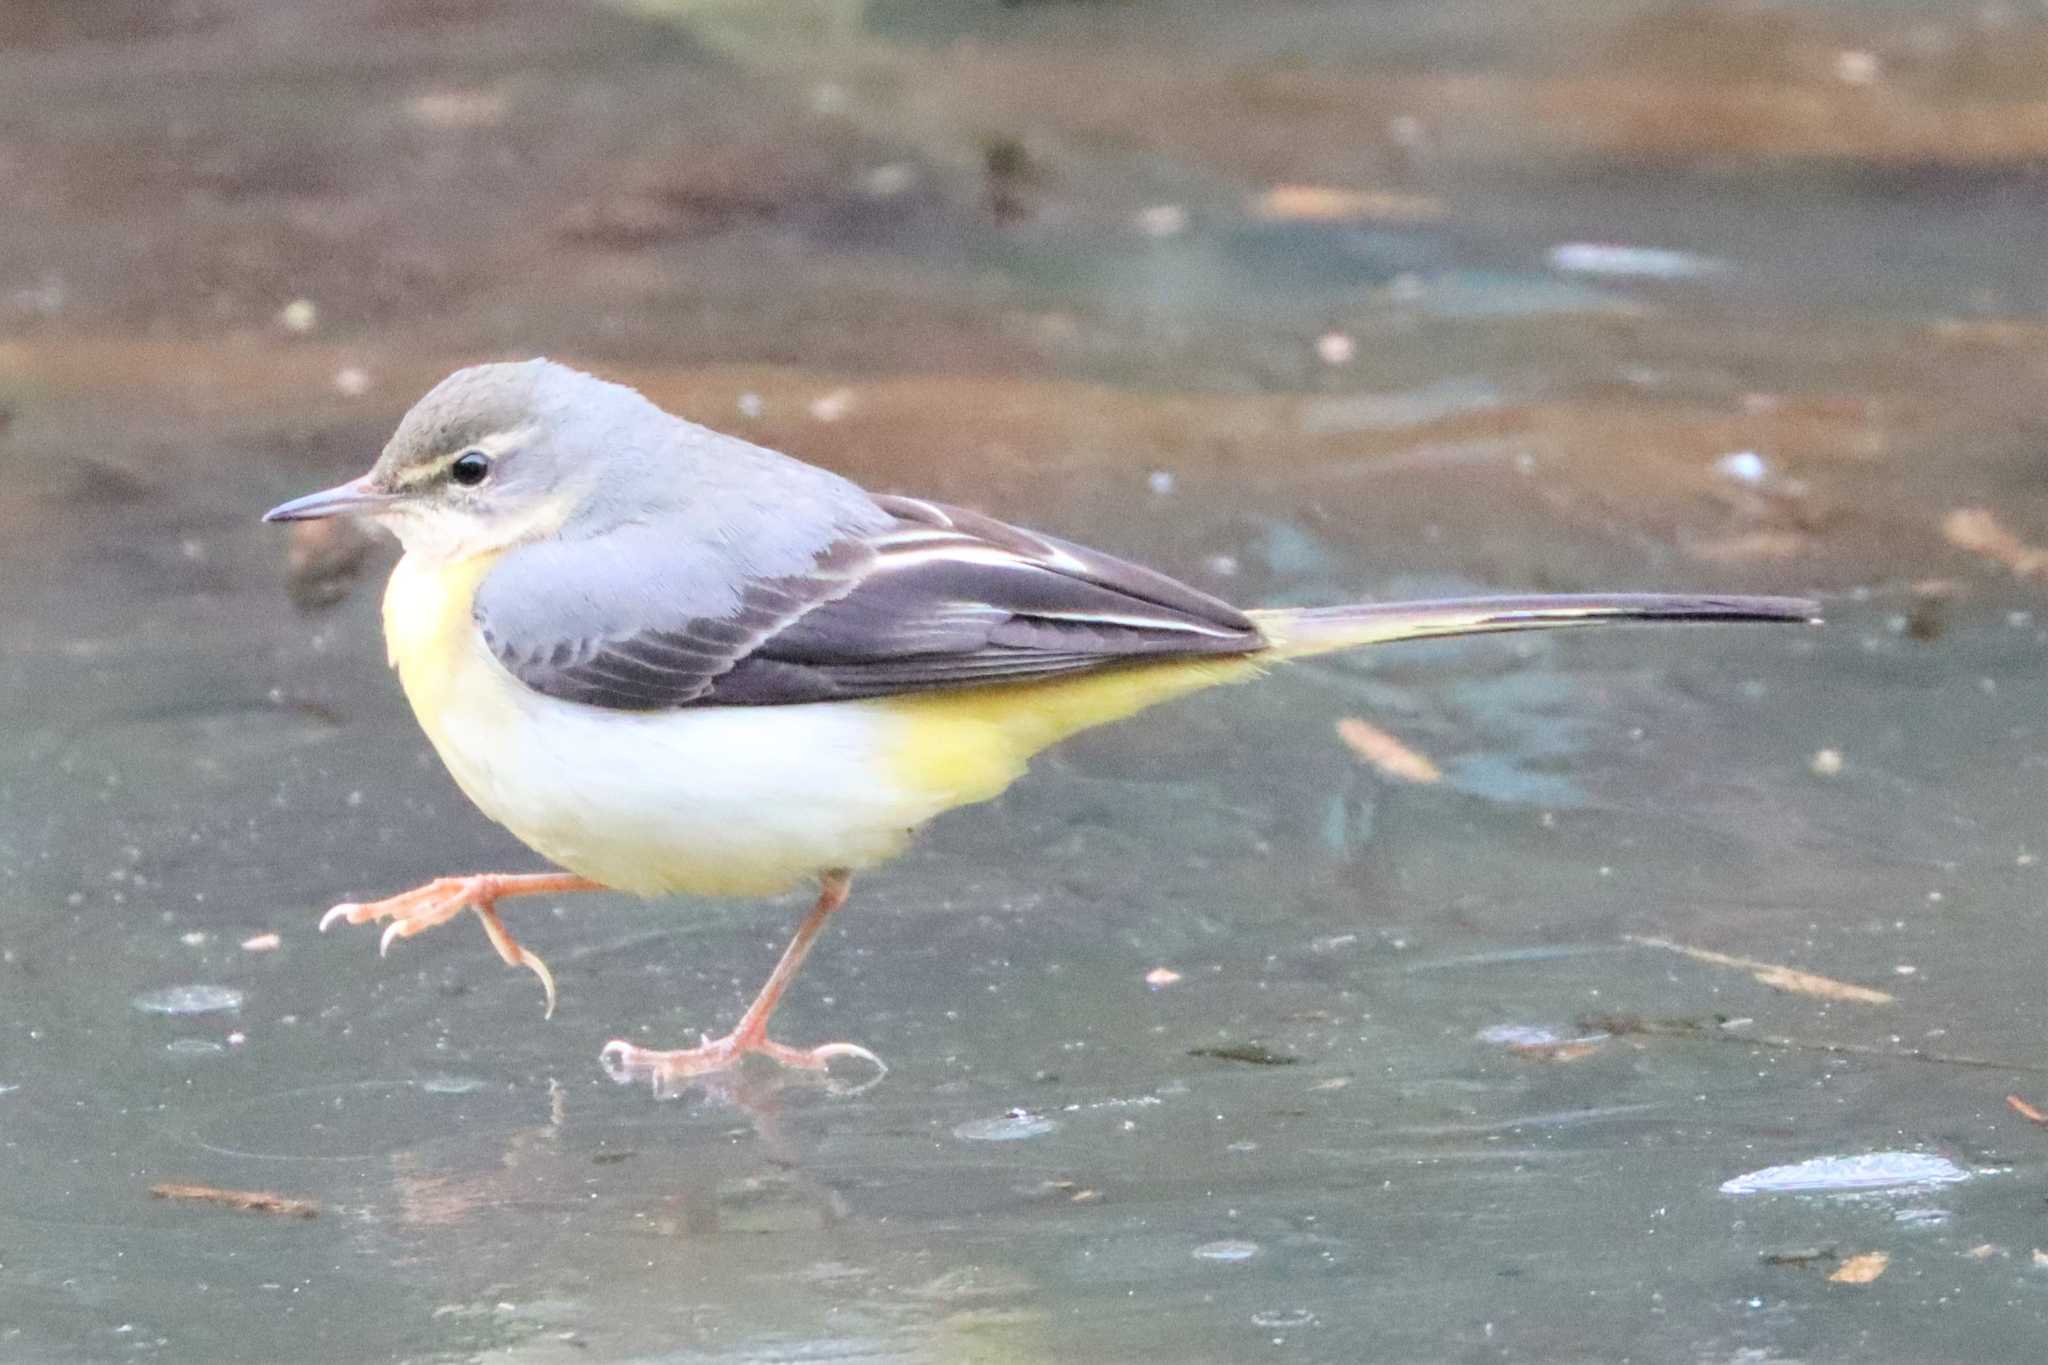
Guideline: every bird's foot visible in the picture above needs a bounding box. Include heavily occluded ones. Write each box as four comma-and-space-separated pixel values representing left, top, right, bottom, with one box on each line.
318, 874, 561, 1017
600, 1029, 885, 1097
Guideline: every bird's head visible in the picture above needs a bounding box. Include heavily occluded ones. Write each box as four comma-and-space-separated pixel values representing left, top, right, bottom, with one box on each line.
263, 359, 660, 561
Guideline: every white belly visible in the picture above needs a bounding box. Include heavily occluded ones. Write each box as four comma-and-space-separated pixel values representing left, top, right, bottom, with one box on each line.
437, 657, 932, 896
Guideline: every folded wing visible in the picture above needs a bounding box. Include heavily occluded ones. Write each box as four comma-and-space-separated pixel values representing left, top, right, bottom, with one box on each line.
475, 495, 1265, 710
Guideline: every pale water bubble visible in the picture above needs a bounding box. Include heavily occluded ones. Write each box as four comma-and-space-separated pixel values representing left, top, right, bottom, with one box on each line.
954, 1111, 1059, 1142
1547, 242, 1727, 279
1892, 1206, 1952, 1227
131, 985, 242, 1016
1719, 1152, 1971, 1196
1476, 1024, 1565, 1047
1192, 1239, 1261, 1263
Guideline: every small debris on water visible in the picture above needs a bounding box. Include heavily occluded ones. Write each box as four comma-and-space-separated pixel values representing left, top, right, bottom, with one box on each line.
419, 1074, 488, 1095
955, 1110, 1060, 1142
408, 87, 508, 128
1835, 50, 1881, 85
165, 1038, 225, 1057
1477, 1023, 1608, 1062
277, 298, 318, 334
1253, 185, 1442, 222
1810, 747, 1845, 778
1904, 582, 1954, 640
286, 517, 372, 611
241, 933, 281, 952
860, 162, 918, 198
1133, 204, 1188, 238
1625, 934, 1888, 1004
151, 1182, 317, 1219
2007, 1094, 2048, 1125
1314, 332, 1356, 366
1144, 966, 1182, 988
808, 388, 855, 423
1335, 717, 1442, 784
132, 985, 243, 1016
1720, 1152, 1971, 1196
1715, 450, 1769, 485
1829, 1251, 1890, 1284
1689, 530, 1810, 564
1189, 1042, 1299, 1066
1251, 1309, 1316, 1328
1943, 507, 2048, 577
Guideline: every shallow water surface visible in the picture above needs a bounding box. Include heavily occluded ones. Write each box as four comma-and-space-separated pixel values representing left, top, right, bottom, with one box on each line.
5, 0, 2048, 1361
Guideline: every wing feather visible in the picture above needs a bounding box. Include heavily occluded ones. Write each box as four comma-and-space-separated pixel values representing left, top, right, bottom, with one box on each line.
475, 496, 1264, 710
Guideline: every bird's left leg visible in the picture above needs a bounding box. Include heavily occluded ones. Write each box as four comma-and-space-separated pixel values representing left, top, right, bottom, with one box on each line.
318, 872, 604, 1017
602, 870, 883, 1091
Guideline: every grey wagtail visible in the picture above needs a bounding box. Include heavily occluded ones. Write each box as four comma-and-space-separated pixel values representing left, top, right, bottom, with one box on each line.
264, 359, 1818, 1089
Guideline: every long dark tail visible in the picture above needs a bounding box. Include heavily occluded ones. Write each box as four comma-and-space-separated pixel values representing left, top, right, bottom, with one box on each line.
901, 592, 1817, 776
1250, 593, 1820, 660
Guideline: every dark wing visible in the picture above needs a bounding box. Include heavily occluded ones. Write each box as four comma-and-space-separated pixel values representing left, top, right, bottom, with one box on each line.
476, 495, 1265, 710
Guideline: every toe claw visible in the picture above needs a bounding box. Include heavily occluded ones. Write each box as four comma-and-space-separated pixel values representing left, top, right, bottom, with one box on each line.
599, 1039, 638, 1085
809, 1041, 887, 1072
317, 875, 596, 1018
810, 1043, 888, 1095
521, 949, 558, 1020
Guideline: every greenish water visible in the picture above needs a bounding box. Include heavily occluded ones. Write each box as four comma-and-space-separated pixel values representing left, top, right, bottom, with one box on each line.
6, 0, 2048, 1361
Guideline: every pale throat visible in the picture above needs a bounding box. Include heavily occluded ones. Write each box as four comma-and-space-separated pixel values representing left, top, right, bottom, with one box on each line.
378, 490, 581, 566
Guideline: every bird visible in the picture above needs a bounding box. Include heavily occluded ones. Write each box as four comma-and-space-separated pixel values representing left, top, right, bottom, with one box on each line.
264, 359, 1818, 1091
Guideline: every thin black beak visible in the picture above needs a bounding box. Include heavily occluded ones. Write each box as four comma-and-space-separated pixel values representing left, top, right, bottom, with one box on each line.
262, 476, 395, 523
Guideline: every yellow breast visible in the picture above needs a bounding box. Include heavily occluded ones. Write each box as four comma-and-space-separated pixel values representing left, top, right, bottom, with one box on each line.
382, 549, 503, 749
377, 550, 949, 896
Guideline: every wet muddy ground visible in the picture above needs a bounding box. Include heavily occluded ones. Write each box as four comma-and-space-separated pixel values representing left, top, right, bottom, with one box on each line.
6, 0, 2048, 1360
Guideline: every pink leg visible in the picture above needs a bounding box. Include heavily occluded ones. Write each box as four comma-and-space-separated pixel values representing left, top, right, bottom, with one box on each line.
601, 870, 883, 1091
319, 872, 604, 1018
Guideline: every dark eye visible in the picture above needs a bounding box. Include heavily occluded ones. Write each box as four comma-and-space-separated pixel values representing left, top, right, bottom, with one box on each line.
449, 450, 491, 487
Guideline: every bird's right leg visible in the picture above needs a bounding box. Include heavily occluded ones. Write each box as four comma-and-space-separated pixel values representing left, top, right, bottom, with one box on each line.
319, 872, 604, 1017
601, 870, 884, 1093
